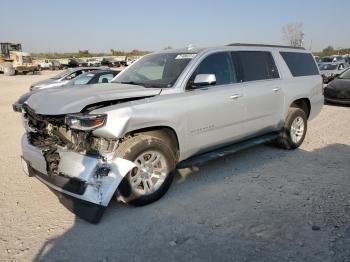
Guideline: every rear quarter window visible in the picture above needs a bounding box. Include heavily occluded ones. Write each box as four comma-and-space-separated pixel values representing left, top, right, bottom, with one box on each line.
280, 52, 319, 77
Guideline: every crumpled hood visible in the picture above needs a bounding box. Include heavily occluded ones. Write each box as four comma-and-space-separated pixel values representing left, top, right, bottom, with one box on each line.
25, 83, 162, 115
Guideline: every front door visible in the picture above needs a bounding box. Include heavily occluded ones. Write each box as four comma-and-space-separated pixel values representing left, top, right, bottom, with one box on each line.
184, 51, 246, 154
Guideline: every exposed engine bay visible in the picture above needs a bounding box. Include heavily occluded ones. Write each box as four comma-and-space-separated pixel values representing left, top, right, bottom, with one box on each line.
23, 104, 119, 176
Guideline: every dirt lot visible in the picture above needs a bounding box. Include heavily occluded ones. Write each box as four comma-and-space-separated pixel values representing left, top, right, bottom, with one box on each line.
0, 71, 349, 262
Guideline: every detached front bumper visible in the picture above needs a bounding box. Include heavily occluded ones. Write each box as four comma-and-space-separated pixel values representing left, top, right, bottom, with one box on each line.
21, 135, 135, 223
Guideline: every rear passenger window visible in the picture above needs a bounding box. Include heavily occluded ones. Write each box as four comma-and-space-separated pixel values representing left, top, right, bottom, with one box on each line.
280, 52, 319, 77
190, 52, 237, 86
233, 51, 279, 82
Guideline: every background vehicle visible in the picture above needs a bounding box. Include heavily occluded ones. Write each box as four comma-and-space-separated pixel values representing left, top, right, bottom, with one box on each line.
324, 68, 350, 104
319, 62, 349, 83
67, 58, 88, 68
66, 69, 120, 86
319, 56, 333, 63
37, 59, 53, 70
86, 58, 101, 67
330, 55, 346, 63
101, 57, 120, 67
0, 42, 38, 75
49, 60, 62, 70
13, 69, 120, 112
20, 44, 323, 222
29, 67, 106, 91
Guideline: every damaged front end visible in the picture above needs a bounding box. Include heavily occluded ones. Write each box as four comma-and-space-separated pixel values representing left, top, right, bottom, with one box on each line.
21, 104, 135, 223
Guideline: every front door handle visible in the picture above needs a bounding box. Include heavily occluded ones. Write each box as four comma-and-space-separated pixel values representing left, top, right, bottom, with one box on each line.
272, 87, 281, 92
230, 94, 243, 100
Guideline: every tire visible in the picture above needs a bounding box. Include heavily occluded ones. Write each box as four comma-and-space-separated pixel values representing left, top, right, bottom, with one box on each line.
276, 107, 307, 149
115, 134, 176, 206
3, 62, 15, 76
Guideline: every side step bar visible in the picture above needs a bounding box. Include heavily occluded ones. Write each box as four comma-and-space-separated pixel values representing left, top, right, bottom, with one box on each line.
177, 132, 279, 168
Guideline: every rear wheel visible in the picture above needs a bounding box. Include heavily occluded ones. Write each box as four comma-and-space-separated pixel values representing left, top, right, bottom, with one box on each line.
276, 107, 307, 149
115, 134, 176, 206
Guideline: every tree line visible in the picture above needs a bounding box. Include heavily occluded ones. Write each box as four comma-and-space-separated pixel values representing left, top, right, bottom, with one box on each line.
32, 49, 151, 59
313, 46, 350, 57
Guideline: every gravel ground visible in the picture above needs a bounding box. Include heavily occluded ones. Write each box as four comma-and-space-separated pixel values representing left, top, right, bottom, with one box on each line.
0, 71, 349, 262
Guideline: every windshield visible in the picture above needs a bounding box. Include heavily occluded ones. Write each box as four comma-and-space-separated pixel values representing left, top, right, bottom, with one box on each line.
113, 53, 195, 88
8, 44, 21, 51
71, 73, 95, 85
339, 68, 350, 79
50, 69, 74, 80
319, 64, 337, 70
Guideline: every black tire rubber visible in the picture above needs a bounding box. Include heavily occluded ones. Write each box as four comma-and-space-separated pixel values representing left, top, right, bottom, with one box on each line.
115, 134, 176, 206
276, 107, 307, 150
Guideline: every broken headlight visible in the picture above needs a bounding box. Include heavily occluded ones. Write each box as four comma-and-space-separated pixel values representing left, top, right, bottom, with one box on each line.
65, 114, 107, 131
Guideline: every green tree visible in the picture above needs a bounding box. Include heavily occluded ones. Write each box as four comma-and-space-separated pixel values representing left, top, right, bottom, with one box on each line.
322, 46, 335, 56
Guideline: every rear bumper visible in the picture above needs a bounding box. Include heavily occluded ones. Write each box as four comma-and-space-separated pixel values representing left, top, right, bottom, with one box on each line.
21, 135, 135, 223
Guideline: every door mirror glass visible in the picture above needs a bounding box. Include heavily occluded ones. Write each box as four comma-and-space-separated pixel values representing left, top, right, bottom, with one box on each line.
193, 74, 216, 87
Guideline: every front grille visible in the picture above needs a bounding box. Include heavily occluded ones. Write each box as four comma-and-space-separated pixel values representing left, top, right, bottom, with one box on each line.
22, 104, 66, 149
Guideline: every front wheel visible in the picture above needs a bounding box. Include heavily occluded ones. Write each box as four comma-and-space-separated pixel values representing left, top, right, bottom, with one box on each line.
115, 134, 176, 206
276, 107, 307, 149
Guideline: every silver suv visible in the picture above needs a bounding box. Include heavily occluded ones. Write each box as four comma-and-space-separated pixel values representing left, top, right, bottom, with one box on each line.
20, 44, 323, 223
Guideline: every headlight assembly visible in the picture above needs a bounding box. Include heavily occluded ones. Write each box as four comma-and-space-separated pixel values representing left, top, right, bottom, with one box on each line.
65, 114, 107, 131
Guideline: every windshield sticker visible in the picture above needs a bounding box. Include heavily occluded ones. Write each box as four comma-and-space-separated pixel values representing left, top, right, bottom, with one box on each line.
175, 54, 197, 59
86, 74, 94, 77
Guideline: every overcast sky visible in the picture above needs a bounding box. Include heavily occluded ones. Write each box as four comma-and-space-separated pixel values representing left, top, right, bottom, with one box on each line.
1, 0, 349, 53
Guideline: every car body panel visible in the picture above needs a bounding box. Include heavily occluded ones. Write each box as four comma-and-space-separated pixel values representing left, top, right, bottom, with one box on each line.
21, 45, 323, 222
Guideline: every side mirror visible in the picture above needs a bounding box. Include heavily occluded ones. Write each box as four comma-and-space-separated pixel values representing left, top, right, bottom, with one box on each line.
191, 74, 216, 88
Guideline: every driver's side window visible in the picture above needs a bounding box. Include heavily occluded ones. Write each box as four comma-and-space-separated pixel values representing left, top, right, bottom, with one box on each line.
188, 52, 236, 87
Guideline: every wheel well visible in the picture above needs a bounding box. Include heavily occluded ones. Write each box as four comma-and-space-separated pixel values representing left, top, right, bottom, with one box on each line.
290, 98, 311, 119
125, 126, 180, 160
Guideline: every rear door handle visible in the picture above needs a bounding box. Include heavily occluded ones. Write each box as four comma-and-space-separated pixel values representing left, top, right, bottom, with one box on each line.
273, 87, 281, 92
230, 94, 243, 99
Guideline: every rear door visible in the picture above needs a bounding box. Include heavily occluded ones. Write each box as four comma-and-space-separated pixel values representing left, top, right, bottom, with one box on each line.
232, 51, 284, 136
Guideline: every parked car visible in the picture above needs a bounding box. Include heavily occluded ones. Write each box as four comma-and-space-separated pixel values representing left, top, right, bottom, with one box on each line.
37, 59, 53, 70
29, 67, 107, 91
324, 68, 350, 104
49, 60, 62, 70
319, 62, 349, 83
330, 55, 346, 63
67, 58, 88, 68
319, 56, 333, 63
20, 44, 323, 223
86, 58, 101, 67
13, 69, 120, 112
345, 56, 350, 64
101, 57, 118, 67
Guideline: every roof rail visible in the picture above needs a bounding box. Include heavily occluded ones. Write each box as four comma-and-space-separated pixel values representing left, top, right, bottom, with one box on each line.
227, 43, 305, 50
